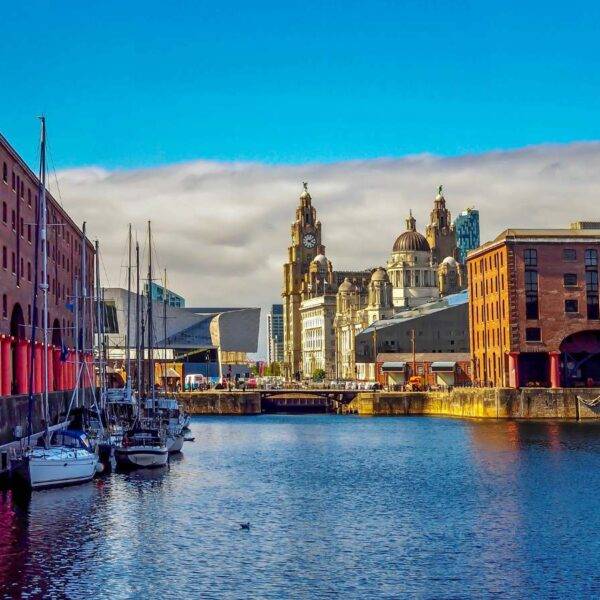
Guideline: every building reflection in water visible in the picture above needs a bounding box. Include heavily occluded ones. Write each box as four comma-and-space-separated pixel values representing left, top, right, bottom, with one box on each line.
0, 466, 170, 597
464, 419, 600, 594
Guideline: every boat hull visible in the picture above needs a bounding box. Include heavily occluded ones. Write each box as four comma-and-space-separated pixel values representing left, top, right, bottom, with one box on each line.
115, 445, 168, 469
17, 450, 98, 490
167, 434, 184, 454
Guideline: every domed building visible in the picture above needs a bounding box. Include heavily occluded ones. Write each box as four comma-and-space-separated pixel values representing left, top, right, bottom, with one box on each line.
387, 212, 440, 308
438, 255, 464, 296
301, 252, 334, 299
334, 269, 395, 380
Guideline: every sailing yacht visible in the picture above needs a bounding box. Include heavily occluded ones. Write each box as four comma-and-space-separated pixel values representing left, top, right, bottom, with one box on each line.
114, 427, 168, 468
145, 396, 185, 453
22, 430, 100, 489
16, 117, 99, 490
115, 221, 168, 469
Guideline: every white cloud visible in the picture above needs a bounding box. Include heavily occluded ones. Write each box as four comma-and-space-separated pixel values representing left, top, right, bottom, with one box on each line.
50, 142, 600, 358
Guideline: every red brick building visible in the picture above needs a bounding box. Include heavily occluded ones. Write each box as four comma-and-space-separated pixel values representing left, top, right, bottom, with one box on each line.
377, 352, 471, 389
467, 225, 600, 388
0, 132, 94, 397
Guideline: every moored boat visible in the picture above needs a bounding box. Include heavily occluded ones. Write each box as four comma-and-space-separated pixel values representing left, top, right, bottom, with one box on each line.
17, 430, 100, 490
115, 428, 168, 469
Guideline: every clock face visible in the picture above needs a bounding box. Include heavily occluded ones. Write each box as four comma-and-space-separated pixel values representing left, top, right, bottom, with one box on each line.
303, 233, 317, 249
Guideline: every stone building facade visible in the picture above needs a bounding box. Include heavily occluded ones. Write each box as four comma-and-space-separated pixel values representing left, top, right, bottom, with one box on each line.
387, 212, 440, 308
282, 183, 473, 380
282, 184, 324, 379
334, 268, 394, 379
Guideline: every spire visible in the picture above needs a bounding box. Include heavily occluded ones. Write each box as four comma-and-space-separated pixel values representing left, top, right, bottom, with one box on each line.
435, 184, 445, 203
406, 209, 416, 231
300, 181, 311, 202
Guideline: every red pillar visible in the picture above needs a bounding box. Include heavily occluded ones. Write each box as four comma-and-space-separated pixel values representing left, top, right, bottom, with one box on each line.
70, 351, 77, 389
34, 343, 43, 393
66, 351, 73, 389
86, 353, 95, 388
550, 351, 561, 389
53, 347, 63, 391
47, 346, 54, 392
0, 336, 11, 396
508, 351, 520, 389
15, 339, 29, 395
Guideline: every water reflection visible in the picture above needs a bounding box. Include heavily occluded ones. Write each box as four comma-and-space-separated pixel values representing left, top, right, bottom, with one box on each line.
0, 416, 599, 599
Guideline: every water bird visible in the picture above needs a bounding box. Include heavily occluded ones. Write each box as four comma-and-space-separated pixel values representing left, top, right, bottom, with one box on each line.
240, 522, 251, 530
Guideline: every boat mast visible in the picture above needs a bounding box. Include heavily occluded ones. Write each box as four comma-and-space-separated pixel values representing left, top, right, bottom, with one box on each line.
147, 221, 155, 402
95, 239, 104, 409
81, 222, 88, 395
74, 276, 80, 407
135, 241, 141, 395
126, 224, 132, 396
39, 116, 50, 440
163, 268, 167, 393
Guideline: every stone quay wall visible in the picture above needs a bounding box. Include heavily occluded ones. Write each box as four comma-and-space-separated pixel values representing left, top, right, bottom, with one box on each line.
175, 392, 261, 415
0, 388, 94, 447
344, 387, 600, 419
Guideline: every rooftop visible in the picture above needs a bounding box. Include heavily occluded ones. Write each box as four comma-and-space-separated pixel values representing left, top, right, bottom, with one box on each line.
377, 352, 471, 363
362, 289, 468, 335
468, 227, 600, 259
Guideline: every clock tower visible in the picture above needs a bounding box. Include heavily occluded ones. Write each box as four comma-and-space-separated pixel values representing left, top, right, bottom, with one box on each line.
282, 183, 325, 379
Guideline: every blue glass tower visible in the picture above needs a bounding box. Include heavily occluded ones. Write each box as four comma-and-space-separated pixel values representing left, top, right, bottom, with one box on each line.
453, 208, 480, 263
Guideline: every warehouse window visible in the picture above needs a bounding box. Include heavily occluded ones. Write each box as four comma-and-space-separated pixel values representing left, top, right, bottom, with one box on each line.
525, 327, 541, 342
525, 270, 539, 319
585, 249, 598, 267
524, 249, 537, 267
588, 295, 599, 320
563, 248, 577, 261
563, 273, 578, 287
565, 299, 579, 313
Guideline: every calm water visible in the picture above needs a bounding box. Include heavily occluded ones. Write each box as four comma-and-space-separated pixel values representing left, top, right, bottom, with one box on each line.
1, 415, 600, 599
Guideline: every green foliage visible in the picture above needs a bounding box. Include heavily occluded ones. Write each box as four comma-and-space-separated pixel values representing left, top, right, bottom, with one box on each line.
268, 362, 281, 376
312, 368, 326, 382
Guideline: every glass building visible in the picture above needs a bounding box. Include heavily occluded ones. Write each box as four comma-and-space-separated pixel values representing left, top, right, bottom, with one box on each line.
453, 208, 480, 263
144, 281, 186, 308
267, 304, 284, 364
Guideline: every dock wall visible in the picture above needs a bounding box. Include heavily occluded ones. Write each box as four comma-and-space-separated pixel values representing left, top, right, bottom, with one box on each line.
175, 392, 261, 415
344, 387, 600, 419
0, 388, 95, 447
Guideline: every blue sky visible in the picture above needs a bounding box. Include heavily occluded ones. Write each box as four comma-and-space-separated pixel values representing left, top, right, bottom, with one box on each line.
1, 0, 599, 169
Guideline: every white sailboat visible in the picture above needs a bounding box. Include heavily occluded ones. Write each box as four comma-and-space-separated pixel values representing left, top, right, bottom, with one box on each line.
17, 117, 99, 490
115, 221, 168, 469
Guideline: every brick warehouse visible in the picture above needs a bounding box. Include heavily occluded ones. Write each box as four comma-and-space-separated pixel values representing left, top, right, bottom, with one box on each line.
0, 132, 94, 397
467, 224, 600, 388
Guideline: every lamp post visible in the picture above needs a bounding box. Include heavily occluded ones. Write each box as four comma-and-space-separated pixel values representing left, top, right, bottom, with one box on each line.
372, 326, 378, 382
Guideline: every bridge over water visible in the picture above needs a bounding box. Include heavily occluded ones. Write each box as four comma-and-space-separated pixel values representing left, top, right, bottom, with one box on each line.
259, 389, 358, 413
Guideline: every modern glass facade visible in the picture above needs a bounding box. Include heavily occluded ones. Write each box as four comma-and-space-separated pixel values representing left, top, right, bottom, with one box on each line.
268, 304, 284, 364
454, 208, 480, 263
144, 281, 186, 308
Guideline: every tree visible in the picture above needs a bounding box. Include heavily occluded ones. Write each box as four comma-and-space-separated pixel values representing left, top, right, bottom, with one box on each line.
268, 362, 281, 376
312, 368, 326, 382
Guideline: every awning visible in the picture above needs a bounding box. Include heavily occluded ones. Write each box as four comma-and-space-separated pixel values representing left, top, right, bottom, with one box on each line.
162, 367, 181, 378
431, 361, 456, 372
381, 361, 407, 372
